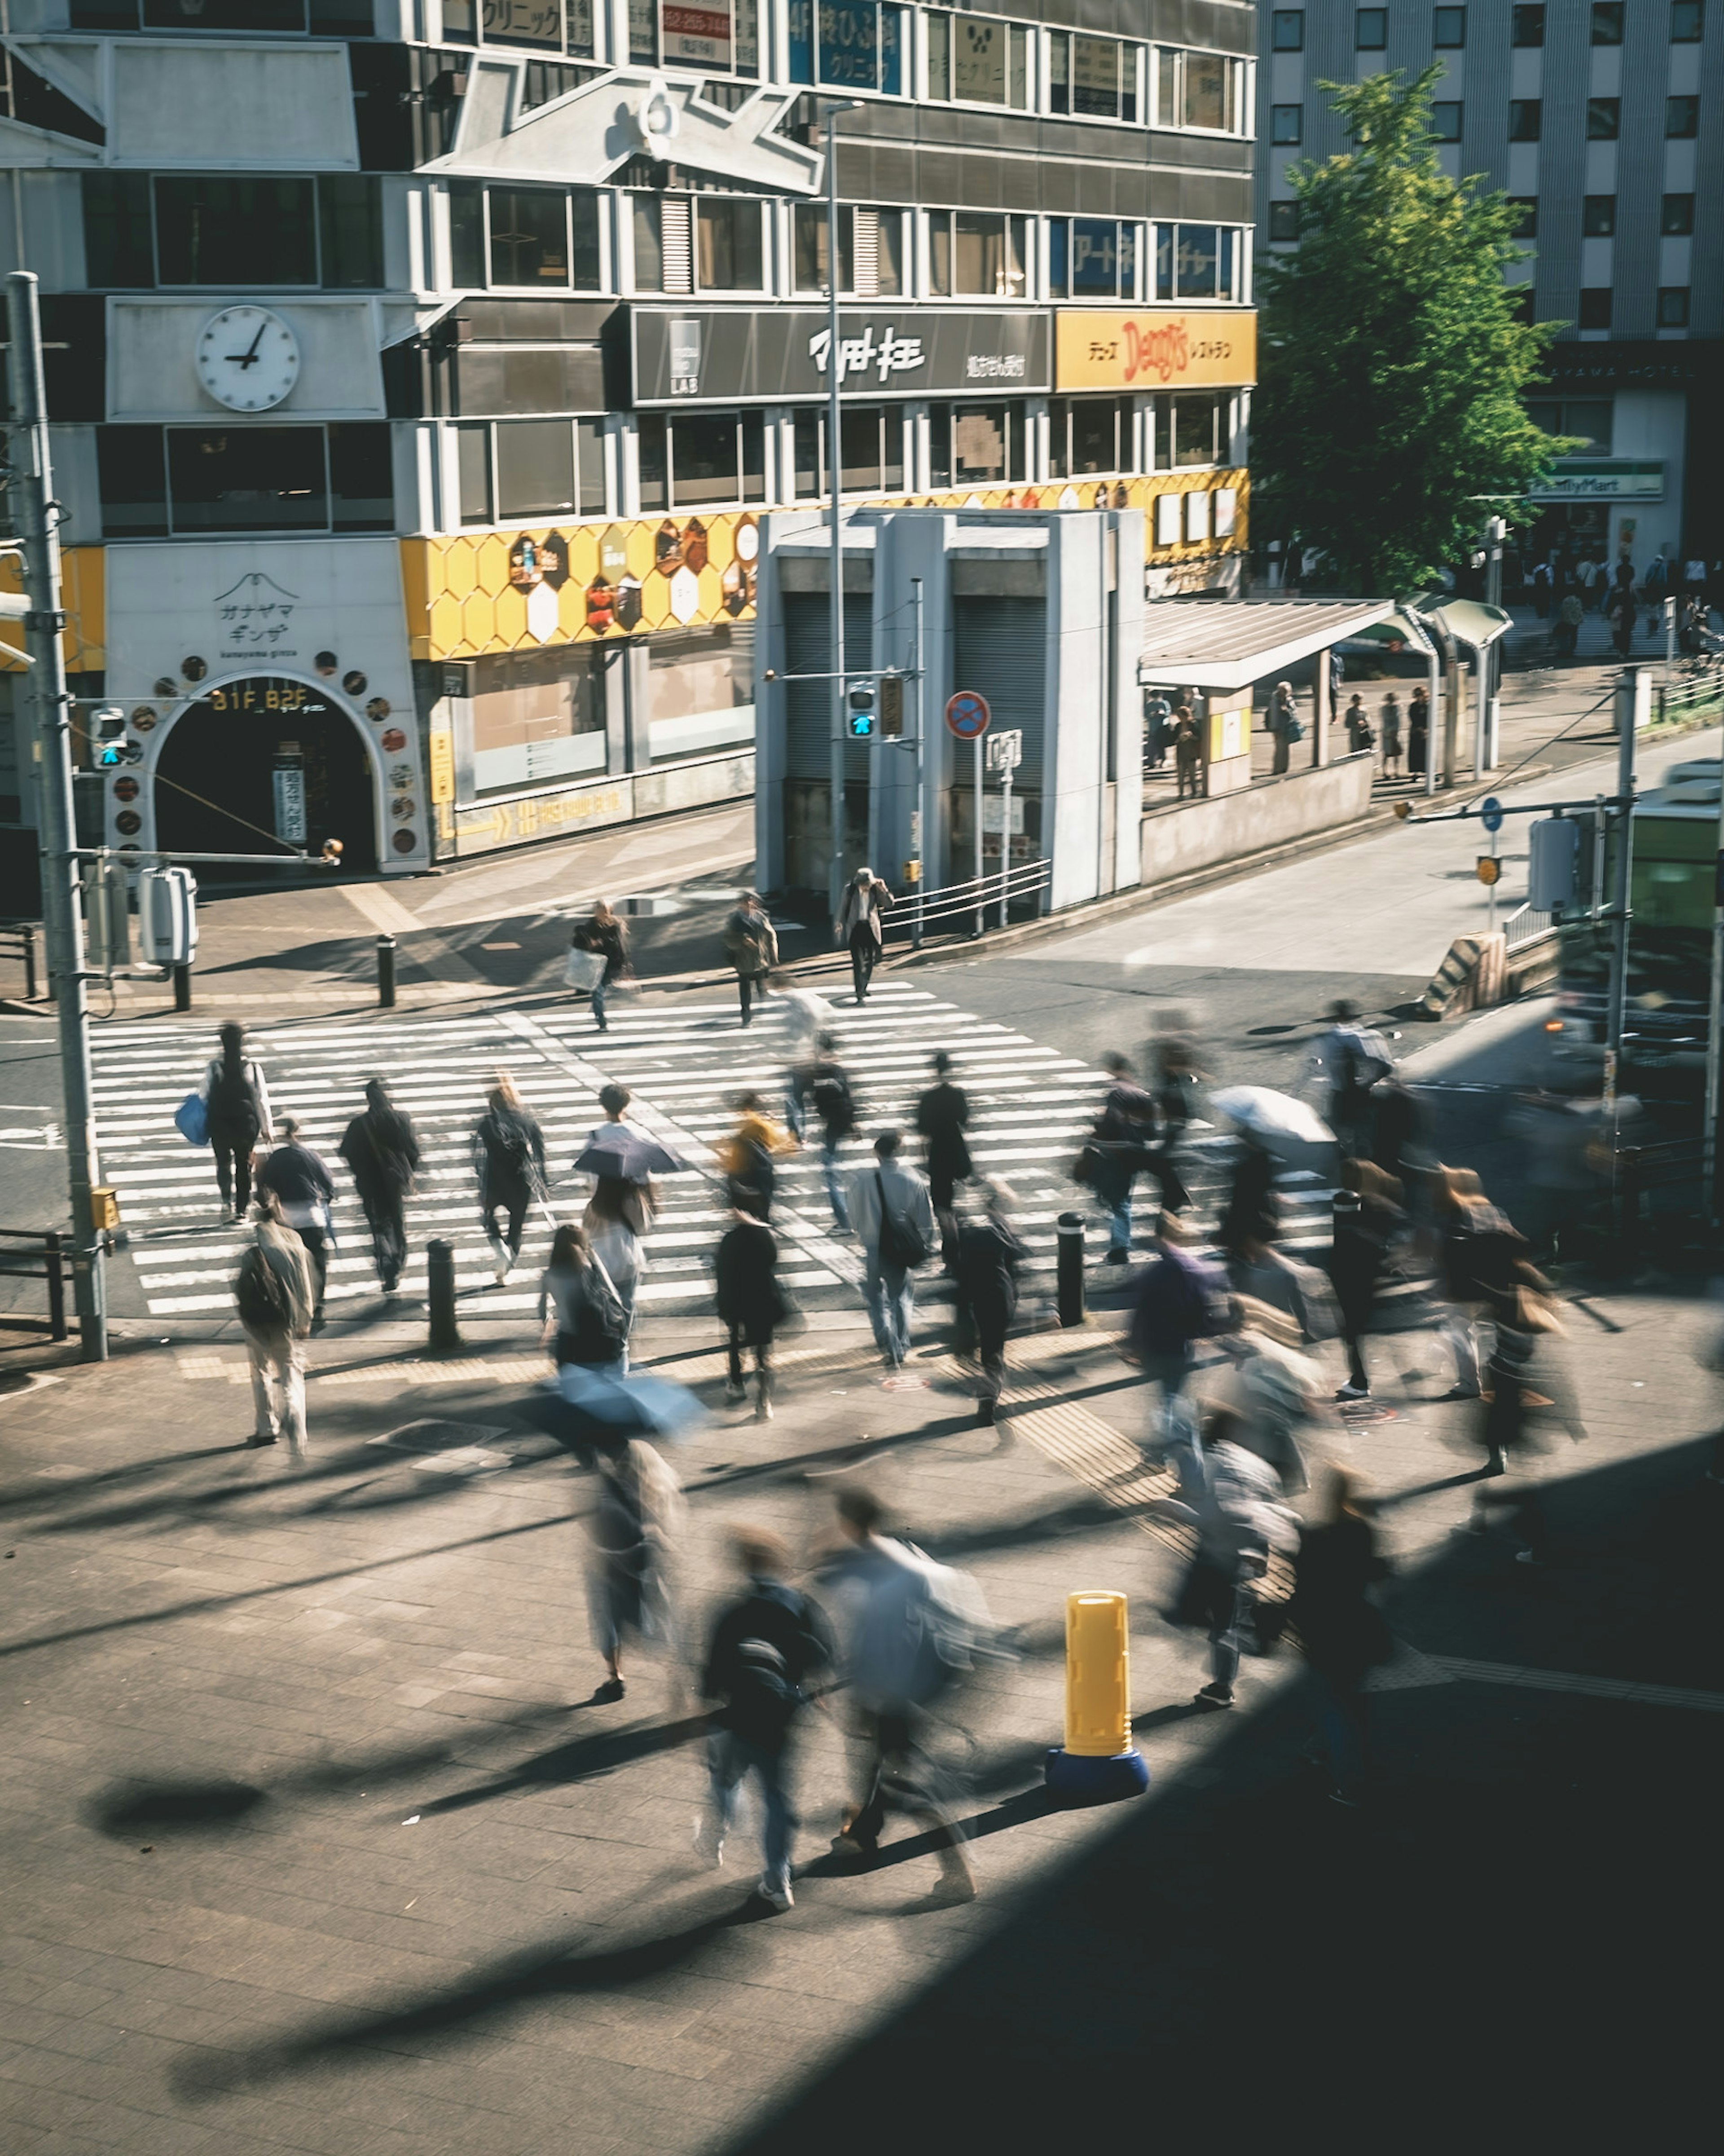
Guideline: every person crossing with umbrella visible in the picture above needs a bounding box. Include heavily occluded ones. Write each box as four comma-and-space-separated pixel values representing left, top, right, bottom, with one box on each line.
571, 1082, 686, 1359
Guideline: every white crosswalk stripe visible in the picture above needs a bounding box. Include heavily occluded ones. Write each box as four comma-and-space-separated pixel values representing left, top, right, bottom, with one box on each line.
89, 983, 1333, 1324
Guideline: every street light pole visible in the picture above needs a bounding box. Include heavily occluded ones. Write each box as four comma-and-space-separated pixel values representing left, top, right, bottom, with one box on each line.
6, 271, 106, 1359
823, 97, 859, 930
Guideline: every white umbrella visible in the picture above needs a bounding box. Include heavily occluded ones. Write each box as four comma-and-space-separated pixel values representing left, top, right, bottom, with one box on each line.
1210, 1086, 1337, 1173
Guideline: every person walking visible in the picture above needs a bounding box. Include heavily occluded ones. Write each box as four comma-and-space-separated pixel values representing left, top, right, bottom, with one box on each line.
1379, 691, 1403, 780
1305, 998, 1393, 1160
201, 1022, 274, 1222
1407, 683, 1430, 778
1156, 1432, 1297, 1711
715, 1202, 782, 1420
1327, 1164, 1407, 1402
1143, 688, 1172, 772
1606, 576, 1636, 660
695, 1529, 834, 1913
585, 1432, 684, 1703
337, 1076, 420, 1296
1435, 1168, 1528, 1403
233, 1195, 315, 1457
1343, 693, 1375, 760
914, 1049, 972, 1265
821, 1487, 980, 1900
538, 1222, 629, 1373
847, 1129, 936, 1371
1577, 554, 1599, 613
1529, 558, 1552, 618
805, 1032, 858, 1233
773, 971, 835, 1137
471, 1076, 546, 1285
836, 866, 893, 1005
255, 1116, 336, 1330
1556, 588, 1584, 661
1288, 1467, 1391, 1803
715, 1091, 798, 1221
570, 899, 630, 1033
1267, 681, 1297, 776
1122, 1210, 1227, 1437
952, 1180, 1025, 1425
1173, 704, 1202, 798
723, 890, 778, 1027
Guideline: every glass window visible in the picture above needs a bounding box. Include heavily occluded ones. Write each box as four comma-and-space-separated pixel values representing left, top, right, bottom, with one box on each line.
949, 402, 1016, 485
629, 0, 657, 63
1662, 192, 1696, 234
1271, 10, 1304, 50
1658, 287, 1691, 326
1271, 104, 1302, 144
470, 646, 605, 797
1171, 393, 1218, 469
696, 198, 763, 290
328, 423, 393, 533
1508, 100, 1541, 141
1155, 223, 1236, 302
1268, 201, 1301, 242
1588, 98, 1621, 138
488, 188, 569, 286
457, 423, 493, 525
446, 0, 595, 51
792, 0, 907, 94
794, 203, 831, 293
669, 410, 741, 507
1511, 4, 1544, 41
1563, 400, 1613, 449
1432, 102, 1463, 141
1049, 219, 1138, 300
97, 426, 168, 539
1578, 287, 1612, 330
497, 418, 576, 517
1049, 30, 1138, 120
1583, 195, 1616, 237
1434, 6, 1466, 45
1069, 397, 1122, 475
81, 174, 153, 288
1181, 50, 1231, 130
794, 410, 821, 497
840, 404, 882, 492
1508, 198, 1538, 237
140, 0, 303, 22
632, 196, 664, 291
1667, 96, 1700, 137
1671, 2, 1705, 39
937, 212, 1027, 298
929, 213, 951, 298
866, 209, 903, 297
638, 410, 667, 510
1356, 9, 1387, 49
946, 15, 1027, 108
167, 425, 328, 535
923, 5, 946, 97
1591, 1, 1624, 42
318, 176, 383, 290
450, 182, 486, 289
155, 177, 317, 286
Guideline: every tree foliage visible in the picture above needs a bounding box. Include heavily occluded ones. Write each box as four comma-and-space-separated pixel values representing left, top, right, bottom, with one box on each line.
1252, 68, 1570, 597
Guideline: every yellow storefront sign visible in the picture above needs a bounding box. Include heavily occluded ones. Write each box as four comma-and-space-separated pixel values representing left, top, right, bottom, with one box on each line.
1055, 310, 1257, 393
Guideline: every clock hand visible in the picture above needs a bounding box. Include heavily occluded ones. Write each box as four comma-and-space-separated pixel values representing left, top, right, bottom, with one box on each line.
224, 321, 268, 370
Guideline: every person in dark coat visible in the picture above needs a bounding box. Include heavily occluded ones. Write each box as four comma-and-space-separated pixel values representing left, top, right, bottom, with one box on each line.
256, 1116, 336, 1327
804, 1034, 858, 1233
723, 890, 778, 1027
1289, 1467, 1391, 1804
1219, 1131, 1277, 1253
915, 1049, 972, 1266
1327, 1163, 1407, 1402
952, 1180, 1026, 1424
538, 1223, 628, 1371
1407, 684, 1430, 778
715, 1204, 782, 1421
571, 899, 630, 1033
471, 1076, 546, 1284
201, 1021, 274, 1222
337, 1076, 420, 1296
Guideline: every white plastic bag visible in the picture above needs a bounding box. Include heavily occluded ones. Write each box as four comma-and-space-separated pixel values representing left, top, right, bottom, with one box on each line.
564, 947, 605, 992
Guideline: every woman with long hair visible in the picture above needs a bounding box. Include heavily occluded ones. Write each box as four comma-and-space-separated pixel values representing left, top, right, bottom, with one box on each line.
201, 1021, 274, 1221
337, 1075, 420, 1296
471, 1072, 546, 1285
585, 1432, 685, 1703
538, 1222, 628, 1371
571, 899, 630, 1033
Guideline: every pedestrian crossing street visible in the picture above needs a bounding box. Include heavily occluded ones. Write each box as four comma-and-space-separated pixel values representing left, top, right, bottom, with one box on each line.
89, 980, 1333, 1324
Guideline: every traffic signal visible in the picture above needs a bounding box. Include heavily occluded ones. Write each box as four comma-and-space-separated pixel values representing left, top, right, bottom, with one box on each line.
846, 683, 875, 740
92, 708, 126, 768
880, 674, 904, 737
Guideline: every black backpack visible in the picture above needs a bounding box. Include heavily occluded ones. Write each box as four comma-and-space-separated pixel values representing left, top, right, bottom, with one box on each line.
235, 1245, 293, 1329
875, 1171, 932, 1270
811, 1069, 855, 1134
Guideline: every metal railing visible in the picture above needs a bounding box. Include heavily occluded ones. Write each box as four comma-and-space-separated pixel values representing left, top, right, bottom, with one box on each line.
890, 857, 1052, 946
0, 920, 44, 1001
1502, 902, 1555, 953
0, 1228, 68, 1341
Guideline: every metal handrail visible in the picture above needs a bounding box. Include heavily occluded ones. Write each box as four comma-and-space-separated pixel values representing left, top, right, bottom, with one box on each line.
893, 856, 1051, 944
1502, 902, 1554, 952
0, 1227, 67, 1341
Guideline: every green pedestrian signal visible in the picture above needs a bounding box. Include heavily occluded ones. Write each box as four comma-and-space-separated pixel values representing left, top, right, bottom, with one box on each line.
846, 682, 875, 739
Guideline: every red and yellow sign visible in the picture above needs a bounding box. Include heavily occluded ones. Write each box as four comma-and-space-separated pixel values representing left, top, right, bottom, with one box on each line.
1055, 309, 1257, 393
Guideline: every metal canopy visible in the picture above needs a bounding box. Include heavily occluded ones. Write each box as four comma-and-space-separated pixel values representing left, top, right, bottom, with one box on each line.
1136, 597, 1401, 692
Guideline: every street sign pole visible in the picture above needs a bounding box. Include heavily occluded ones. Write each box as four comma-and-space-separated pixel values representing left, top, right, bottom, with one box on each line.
944, 690, 991, 937
822, 97, 859, 929
1000, 754, 1013, 928
911, 575, 926, 949
6, 270, 106, 1360
973, 736, 983, 937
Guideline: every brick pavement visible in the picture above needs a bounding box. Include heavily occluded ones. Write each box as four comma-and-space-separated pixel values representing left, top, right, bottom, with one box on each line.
2, 1281, 1722, 2154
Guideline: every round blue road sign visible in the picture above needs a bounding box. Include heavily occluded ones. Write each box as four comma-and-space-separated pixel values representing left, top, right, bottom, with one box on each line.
1480, 796, 1504, 834
945, 690, 991, 741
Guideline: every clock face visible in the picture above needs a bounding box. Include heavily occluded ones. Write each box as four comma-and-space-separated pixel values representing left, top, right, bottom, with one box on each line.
195, 306, 300, 414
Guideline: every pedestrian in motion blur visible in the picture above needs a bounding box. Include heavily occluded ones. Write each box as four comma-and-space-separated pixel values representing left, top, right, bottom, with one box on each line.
575, 1081, 664, 1351
233, 1194, 315, 1457
1173, 704, 1202, 798
538, 1222, 629, 1375
585, 1432, 685, 1704
1268, 681, 1297, 776
715, 1090, 798, 1221
1328, 1162, 1407, 1402
1287, 1467, 1390, 1804
952, 1179, 1025, 1426
471, 1074, 546, 1285
1407, 683, 1430, 778
696, 1529, 834, 1914
338, 1076, 420, 1296
202, 1021, 274, 1223
836, 866, 893, 1005
257, 1116, 336, 1330
915, 1049, 972, 1265
1123, 1209, 1227, 1439
773, 970, 835, 1137
848, 1129, 936, 1371
1379, 689, 1403, 780
1156, 1426, 1297, 1711
802, 1032, 858, 1233
1305, 998, 1394, 1159
570, 899, 630, 1033
715, 1200, 783, 1421
723, 889, 778, 1028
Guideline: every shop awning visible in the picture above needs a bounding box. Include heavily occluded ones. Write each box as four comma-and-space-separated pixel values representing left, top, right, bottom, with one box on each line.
1137, 597, 1402, 693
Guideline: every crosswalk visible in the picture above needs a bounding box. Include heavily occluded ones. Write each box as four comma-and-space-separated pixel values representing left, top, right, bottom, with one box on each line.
89, 981, 1332, 1326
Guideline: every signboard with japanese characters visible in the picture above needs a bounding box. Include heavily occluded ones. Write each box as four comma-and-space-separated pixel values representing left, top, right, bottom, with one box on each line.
633, 308, 1050, 404
1054, 309, 1257, 392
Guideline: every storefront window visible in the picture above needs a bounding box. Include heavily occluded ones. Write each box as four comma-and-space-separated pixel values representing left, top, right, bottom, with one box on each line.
793, 205, 903, 296
444, 0, 597, 56
930, 401, 1024, 487
647, 624, 755, 763
1049, 397, 1133, 478
471, 645, 606, 797
926, 11, 1027, 107
695, 198, 764, 291
497, 419, 578, 518
1171, 392, 1222, 469
638, 410, 767, 509
1155, 48, 1244, 133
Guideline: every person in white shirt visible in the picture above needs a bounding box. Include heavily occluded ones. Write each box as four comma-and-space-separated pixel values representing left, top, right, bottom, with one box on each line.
846, 1129, 937, 1370
771, 970, 836, 1137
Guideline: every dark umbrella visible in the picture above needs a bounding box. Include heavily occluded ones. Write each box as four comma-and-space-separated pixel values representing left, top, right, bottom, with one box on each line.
571, 1127, 686, 1181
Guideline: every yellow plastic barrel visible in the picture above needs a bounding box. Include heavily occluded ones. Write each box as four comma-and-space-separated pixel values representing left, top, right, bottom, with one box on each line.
1064, 1591, 1131, 1759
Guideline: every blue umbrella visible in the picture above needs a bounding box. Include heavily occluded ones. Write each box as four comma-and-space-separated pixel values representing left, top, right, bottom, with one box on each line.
570, 1126, 686, 1181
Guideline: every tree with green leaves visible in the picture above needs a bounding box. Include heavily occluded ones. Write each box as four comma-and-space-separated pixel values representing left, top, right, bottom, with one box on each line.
1252, 67, 1571, 597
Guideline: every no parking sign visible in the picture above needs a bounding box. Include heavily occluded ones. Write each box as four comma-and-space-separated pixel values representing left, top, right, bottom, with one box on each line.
945, 690, 991, 741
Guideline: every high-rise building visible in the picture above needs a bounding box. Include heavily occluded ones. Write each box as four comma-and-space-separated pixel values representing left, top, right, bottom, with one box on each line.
1254, 0, 1721, 576
0, 0, 1258, 889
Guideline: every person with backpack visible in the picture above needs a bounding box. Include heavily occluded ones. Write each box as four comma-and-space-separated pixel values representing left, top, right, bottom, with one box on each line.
714, 1201, 783, 1421
471, 1076, 546, 1285
915, 1048, 972, 1267
846, 1129, 936, 1372
1305, 997, 1393, 1159
538, 1223, 629, 1373
821, 1486, 980, 1900
1154, 1424, 1298, 1711
233, 1195, 315, 1455
569, 899, 630, 1033
200, 1022, 274, 1222
337, 1076, 420, 1296
952, 1179, 1026, 1426
695, 1529, 835, 1912
722, 890, 778, 1027
803, 1033, 858, 1232
256, 1117, 336, 1329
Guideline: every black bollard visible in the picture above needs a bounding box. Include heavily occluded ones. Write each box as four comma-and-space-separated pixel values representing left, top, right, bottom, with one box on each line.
377, 933, 396, 1009
172, 961, 191, 1012
1056, 1211, 1086, 1328
427, 1237, 460, 1352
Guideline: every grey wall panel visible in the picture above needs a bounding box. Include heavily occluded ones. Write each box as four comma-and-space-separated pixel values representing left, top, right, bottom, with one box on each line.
1694, 18, 1724, 335
1612, 18, 1667, 339
1536, 0, 1588, 333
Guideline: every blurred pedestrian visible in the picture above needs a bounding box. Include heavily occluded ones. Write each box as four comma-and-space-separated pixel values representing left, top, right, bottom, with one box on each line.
1288, 1467, 1391, 1803
715, 1090, 798, 1221
715, 1201, 781, 1421
847, 1129, 935, 1371
1081, 1051, 1182, 1264
773, 970, 835, 1137
1219, 1128, 1277, 1253
915, 1049, 972, 1265
233, 1195, 315, 1456
1157, 1432, 1297, 1710
585, 1433, 685, 1703
1369, 1073, 1430, 1192
1268, 681, 1297, 776
1327, 1162, 1408, 1402
201, 1021, 274, 1222
1407, 683, 1430, 778
1556, 589, 1584, 660
822, 1487, 980, 1900
578, 1083, 659, 1349
952, 1179, 1025, 1426
723, 890, 778, 1028
1343, 693, 1375, 759
256, 1116, 335, 1329
1174, 705, 1202, 797
538, 1222, 629, 1373
1123, 1209, 1227, 1431
803, 1032, 858, 1232
1144, 688, 1172, 772
1503, 1089, 1599, 1265
1223, 1204, 1339, 1349
471, 1075, 546, 1285
580, 900, 632, 1033
338, 1076, 420, 1296
1606, 579, 1635, 660
1306, 998, 1394, 1159
1203, 1295, 1326, 1495
1436, 1167, 1528, 1402
836, 866, 893, 1005
696, 1529, 834, 1913
1379, 690, 1403, 779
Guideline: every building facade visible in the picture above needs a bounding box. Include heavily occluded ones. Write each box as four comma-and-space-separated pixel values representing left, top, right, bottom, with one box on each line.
1255, 0, 1723, 575
0, 0, 1257, 884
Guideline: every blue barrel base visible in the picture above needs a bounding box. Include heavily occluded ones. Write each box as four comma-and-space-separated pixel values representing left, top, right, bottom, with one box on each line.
1044, 1746, 1150, 1805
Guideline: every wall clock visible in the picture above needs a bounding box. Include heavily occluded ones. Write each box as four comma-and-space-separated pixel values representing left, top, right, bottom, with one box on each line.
195, 305, 300, 413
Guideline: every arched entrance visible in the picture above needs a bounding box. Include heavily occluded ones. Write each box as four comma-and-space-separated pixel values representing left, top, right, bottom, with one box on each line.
151, 673, 378, 877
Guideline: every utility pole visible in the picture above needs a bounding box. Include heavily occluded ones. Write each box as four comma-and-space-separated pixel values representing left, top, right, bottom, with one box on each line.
6, 271, 106, 1359
1483, 515, 1505, 772
822, 98, 859, 928
1706, 742, 1724, 1224
1603, 669, 1639, 1213
910, 574, 925, 949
